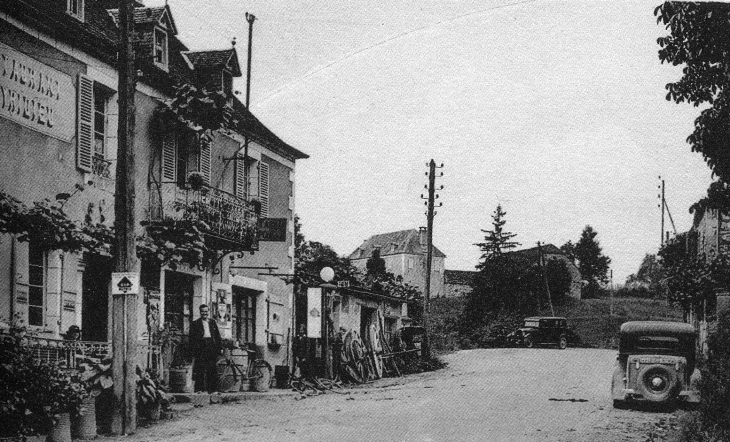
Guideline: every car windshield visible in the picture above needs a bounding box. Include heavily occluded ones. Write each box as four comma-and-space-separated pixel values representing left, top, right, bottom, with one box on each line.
523, 320, 540, 328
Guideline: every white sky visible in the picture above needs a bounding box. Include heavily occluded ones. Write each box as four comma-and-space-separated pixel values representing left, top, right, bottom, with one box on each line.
148, 0, 713, 283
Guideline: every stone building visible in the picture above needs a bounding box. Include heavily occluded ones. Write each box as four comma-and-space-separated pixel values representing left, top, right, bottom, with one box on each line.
0, 0, 307, 372
349, 229, 446, 299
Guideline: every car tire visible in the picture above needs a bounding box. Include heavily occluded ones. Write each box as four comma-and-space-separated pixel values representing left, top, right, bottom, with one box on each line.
635, 364, 679, 403
524, 336, 534, 348
558, 336, 568, 350
613, 399, 629, 409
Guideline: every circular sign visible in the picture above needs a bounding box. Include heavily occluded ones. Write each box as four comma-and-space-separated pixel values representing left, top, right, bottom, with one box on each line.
319, 267, 335, 282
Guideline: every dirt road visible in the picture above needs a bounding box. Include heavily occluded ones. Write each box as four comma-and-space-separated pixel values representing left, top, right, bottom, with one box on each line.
110, 348, 676, 442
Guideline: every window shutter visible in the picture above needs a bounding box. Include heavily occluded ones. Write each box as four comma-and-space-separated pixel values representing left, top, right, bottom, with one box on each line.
259, 161, 269, 217
76, 74, 94, 172
13, 239, 30, 325
199, 139, 211, 185
235, 154, 246, 198
162, 133, 177, 182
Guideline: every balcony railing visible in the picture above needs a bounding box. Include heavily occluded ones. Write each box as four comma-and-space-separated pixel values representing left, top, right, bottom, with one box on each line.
149, 182, 259, 251
0, 331, 162, 378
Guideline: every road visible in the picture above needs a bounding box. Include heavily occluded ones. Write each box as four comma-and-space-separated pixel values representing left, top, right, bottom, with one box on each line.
111, 348, 677, 442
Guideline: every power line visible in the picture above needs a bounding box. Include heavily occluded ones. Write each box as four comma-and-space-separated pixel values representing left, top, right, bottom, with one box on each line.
255, 0, 540, 106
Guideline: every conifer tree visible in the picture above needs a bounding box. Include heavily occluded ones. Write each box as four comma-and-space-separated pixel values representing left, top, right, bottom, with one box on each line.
474, 204, 520, 270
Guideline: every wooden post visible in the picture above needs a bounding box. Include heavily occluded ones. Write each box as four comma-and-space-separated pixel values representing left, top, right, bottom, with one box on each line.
113, 0, 138, 434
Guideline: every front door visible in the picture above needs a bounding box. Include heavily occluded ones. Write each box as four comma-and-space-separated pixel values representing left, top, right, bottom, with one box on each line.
81, 254, 112, 342
164, 271, 195, 362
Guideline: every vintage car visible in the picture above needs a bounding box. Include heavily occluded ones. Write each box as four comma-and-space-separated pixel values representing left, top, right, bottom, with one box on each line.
505, 316, 578, 349
611, 321, 700, 409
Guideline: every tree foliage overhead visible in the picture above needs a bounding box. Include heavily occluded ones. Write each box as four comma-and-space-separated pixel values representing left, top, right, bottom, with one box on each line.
656, 2, 730, 210
474, 204, 519, 270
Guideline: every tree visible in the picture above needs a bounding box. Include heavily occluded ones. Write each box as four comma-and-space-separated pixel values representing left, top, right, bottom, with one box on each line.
474, 205, 520, 270
559, 241, 576, 264
574, 225, 611, 297
365, 248, 387, 277
655, 2, 730, 210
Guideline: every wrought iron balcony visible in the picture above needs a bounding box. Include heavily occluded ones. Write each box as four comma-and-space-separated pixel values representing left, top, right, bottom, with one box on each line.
148, 182, 259, 251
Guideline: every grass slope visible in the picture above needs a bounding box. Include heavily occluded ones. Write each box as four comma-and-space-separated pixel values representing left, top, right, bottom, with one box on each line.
429, 296, 683, 350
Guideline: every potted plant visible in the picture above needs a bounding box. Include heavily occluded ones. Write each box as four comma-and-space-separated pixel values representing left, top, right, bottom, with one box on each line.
74, 356, 113, 438
187, 172, 206, 191
136, 366, 170, 424
0, 322, 83, 442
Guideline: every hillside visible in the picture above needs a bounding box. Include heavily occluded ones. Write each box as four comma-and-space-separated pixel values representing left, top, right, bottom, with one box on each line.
429, 296, 683, 351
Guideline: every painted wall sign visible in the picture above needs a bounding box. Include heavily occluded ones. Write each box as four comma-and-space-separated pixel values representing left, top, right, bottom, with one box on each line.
0, 43, 75, 141
63, 300, 75, 312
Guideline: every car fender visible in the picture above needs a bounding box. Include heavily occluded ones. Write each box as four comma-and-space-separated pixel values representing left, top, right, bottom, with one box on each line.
611, 360, 627, 400
689, 368, 701, 391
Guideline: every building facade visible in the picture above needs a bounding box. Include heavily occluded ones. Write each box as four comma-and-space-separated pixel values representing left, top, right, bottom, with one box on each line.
348, 229, 446, 298
0, 0, 307, 371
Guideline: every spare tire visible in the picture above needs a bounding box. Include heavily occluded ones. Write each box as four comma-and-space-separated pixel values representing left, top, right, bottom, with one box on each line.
635, 364, 679, 403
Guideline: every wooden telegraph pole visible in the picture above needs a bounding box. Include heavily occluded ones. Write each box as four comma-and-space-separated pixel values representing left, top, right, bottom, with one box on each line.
421, 160, 443, 360
113, 0, 138, 434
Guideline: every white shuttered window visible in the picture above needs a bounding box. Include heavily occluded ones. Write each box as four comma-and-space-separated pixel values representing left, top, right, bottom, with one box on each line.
199, 139, 211, 185
259, 161, 269, 217
161, 133, 177, 182
76, 74, 94, 172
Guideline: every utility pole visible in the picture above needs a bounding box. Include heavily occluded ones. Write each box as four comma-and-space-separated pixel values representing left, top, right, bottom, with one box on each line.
537, 242, 555, 316
420, 160, 443, 360
659, 177, 665, 247
113, 0, 138, 434
242, 13, 256, 171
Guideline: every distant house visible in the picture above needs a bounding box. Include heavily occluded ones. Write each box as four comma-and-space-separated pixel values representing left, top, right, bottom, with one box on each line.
504, 244, 582, 300
349, 229, 446, 298
690, 207, 730, 261
443, 270, 479, 298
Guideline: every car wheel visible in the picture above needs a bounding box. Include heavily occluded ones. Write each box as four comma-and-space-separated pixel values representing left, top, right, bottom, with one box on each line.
635, 364, 679, 403
558, 336, 568, 350
613, 399, 629, 409
524, 336, 534, 348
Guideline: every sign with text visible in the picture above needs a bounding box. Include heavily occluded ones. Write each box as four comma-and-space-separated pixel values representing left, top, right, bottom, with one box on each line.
0, 43, 75, 141
307, 287, 322, 338
258, 218, 288, 242
112, 272, 139, 295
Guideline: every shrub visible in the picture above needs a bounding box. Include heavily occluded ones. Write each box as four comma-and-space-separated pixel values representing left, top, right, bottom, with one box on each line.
0, 334, 84, 438
672, 312, 730, 442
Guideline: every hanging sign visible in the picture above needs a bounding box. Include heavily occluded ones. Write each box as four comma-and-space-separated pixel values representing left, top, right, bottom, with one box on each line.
112, 272, 139, 295
307, 287, 322, 338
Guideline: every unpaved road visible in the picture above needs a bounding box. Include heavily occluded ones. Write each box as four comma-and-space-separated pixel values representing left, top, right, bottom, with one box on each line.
109, 348, 677, 442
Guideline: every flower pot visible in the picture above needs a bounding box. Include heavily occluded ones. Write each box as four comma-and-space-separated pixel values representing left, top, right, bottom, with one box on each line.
72, 397, 97, 440
48, 412, 72, 442
169, 365, 194, 393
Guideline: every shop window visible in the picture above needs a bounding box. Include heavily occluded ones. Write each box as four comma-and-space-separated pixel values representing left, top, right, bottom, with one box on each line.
164, 271, 195, 335
28, 242, 45, 327
67, 0, 84, 21
232, 287, 256, 346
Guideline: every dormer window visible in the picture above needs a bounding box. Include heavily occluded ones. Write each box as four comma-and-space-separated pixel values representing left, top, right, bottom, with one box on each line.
67, 0, 84, 21
154, 27, 169, 70
222, 69, 233, 97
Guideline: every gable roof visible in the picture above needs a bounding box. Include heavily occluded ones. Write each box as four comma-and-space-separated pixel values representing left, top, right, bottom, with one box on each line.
185, 49, 242, 76
444, 270, 479, 286
504, 244, 564, 260
349, 229, 446, 260
107, 5, 177, 34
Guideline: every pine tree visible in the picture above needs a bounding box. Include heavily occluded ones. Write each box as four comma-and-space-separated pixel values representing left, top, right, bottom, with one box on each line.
474, 204, 520, 270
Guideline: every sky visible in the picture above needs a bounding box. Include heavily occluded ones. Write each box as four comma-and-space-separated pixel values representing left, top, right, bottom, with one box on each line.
148, 0, 714, 283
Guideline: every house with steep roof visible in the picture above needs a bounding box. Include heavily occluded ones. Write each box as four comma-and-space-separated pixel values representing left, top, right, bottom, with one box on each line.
504, 244, 582, 300
349, 229, 446, 298
0, 0, 307, 381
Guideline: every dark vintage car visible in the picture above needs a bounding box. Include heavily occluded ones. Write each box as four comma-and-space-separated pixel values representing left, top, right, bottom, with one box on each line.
506, 316, 578, 349
611, 321, 700, 409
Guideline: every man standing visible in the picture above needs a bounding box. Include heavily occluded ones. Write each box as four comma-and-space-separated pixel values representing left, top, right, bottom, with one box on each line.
190, 304, 222, 393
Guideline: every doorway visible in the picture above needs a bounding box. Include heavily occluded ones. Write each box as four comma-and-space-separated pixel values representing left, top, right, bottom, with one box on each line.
232, 286, 258, 348
81, 255, 112, 342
